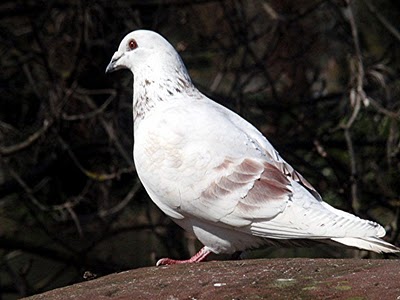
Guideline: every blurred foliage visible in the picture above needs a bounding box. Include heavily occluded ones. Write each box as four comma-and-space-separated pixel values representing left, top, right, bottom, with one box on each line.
0, 0, 400, 298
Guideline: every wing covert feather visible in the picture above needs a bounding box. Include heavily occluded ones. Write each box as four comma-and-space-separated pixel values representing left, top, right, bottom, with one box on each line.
188, 158, 291, 227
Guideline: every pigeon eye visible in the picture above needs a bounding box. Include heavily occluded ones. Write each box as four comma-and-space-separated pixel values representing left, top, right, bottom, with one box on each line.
128, 39, 138, 50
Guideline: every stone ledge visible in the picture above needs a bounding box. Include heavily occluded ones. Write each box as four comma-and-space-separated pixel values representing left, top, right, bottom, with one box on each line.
24, 258, 400, 300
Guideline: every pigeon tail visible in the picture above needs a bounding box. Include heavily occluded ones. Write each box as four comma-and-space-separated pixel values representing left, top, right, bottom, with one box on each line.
331, 237, 400, 254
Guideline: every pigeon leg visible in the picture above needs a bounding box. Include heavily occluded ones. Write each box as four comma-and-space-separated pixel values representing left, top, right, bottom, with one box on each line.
156, 246, 211, 266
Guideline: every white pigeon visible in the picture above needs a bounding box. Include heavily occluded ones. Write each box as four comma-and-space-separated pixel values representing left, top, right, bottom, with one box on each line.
106, 30, 399, 265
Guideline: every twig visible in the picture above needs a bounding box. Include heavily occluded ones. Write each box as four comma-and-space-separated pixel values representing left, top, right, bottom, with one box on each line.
66, 205, 84, 238
4, 259, 30, 297
368, 97, 400, 119
4, 161, 49, 211
0, 119, 52, 156
56, 135, 134, 181
0, 236, 123, 272
340, 0, 368, 213
84, 96, 135, 168
2, 157, 91, 231
362, 0, 400, 43
343, 127, 359, 213
98, 180, 142, 217
61, 89, 117, 121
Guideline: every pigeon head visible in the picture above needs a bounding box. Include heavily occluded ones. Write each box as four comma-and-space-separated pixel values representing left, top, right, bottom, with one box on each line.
106, 30, 195, 123
105, 30, 186, 76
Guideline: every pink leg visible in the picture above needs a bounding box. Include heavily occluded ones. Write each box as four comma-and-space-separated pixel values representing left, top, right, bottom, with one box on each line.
156, 246, 211, 266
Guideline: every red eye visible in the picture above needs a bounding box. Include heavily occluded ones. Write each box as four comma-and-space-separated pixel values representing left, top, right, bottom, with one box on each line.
128, 39, 138, 50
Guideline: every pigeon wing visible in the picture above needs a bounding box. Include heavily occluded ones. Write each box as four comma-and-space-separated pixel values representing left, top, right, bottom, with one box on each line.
194, 157, 292, 227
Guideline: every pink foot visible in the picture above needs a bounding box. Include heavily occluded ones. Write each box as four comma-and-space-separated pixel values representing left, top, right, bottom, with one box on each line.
156, 246, 211, 266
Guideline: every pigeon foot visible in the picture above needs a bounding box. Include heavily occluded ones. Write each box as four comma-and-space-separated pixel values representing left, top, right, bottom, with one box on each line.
156, 246, 211, 266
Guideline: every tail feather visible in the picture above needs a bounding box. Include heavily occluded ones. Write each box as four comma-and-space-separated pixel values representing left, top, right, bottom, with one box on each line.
331, 237, 400, 254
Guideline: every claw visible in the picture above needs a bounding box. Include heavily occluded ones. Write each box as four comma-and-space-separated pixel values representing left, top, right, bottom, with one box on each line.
156, 246, 211, 266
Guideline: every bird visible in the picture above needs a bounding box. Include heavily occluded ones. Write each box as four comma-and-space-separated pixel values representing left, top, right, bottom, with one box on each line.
106, 29, 399, 266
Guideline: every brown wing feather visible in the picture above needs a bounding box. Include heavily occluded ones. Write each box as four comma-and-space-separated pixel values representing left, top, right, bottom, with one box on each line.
201, 158, 291, 222
275, 159, 322, 202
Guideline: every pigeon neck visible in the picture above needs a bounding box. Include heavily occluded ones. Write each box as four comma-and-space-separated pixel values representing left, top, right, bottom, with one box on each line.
132, 62, 195, 124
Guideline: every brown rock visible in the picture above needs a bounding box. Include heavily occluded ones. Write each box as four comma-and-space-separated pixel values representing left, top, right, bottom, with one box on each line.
24, 258, 400, 300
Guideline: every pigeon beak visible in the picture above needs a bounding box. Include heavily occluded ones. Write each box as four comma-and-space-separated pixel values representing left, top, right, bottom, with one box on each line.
105, 52, 125, 73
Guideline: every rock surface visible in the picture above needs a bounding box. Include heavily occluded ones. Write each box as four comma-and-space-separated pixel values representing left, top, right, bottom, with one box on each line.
24, 258, 400, 300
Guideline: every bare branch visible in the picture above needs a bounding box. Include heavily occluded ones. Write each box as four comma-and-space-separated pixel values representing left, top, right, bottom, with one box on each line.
98, 180, 142, 218
57, 135, 134, 181
61, 89, 117, 121
340, 0, 368, 213
0, 120, 52, 156
362, 0, 400, 43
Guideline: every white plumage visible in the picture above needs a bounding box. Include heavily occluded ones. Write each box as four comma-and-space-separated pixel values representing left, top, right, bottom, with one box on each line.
106, 30, 399, 265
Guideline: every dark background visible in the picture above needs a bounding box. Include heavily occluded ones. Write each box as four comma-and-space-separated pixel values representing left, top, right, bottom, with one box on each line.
1, 0, 399, 298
